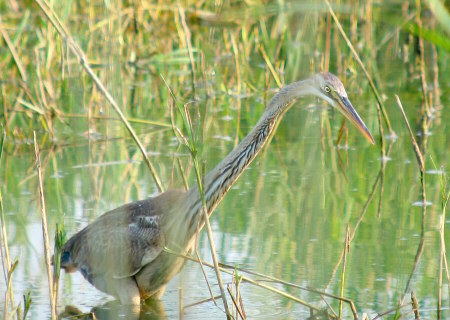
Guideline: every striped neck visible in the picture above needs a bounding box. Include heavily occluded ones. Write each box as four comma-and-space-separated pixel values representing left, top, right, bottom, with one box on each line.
185, 78, 316, 233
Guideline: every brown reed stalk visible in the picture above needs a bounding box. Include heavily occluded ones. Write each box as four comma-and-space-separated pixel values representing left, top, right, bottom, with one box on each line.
438, 214, 444, 319
415, 0, 431, 117
395, 95, 428, 312
0, 130, 17, 320
430, 156, 450, 319
177, 4, 197, 99
33, 132, 57, 320
411, 290, 421, 319
372, 302, 411, 319
227, 284, 246, 320
324, 12, 331, 72
325, 0, 393, 135
177, 158, 189, 191
235, 269, 246, 320
259, 45, 282, 88
437, 211, 450, 319
430, 38, 441, 108
33, 111, 172, 127
339, 225, 350, 319
194, 228, 217, 306
230, 31, 242, 148
4, 259, 18, 320
376, 105, 386, 218
1, 198, 19, 320
394, 95, 424, 174
228, 268, 246, 320
321, 295, 338, 318
184, 295, 223, 309
179, 286, 183, 320
0, 16, 28, 82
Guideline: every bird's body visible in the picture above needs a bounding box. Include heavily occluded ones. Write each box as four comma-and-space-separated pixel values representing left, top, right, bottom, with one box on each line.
61, 73, 374, 304
62, 190, 188, 302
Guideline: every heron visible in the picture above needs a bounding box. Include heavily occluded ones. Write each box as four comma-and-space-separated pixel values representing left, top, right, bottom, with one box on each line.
60, 72, 374, 305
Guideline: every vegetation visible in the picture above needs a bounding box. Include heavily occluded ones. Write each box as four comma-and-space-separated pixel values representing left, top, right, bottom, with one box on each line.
0, 0, 448, 319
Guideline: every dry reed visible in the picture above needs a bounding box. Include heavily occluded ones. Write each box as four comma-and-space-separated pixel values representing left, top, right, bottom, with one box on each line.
33, 132, 57, 319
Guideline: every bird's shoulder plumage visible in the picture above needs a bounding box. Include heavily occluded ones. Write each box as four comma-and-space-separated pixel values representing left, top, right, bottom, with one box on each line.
61, 190, 186, 283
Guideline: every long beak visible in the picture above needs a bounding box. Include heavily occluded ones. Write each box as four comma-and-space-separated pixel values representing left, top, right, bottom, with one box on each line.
336, 96, 375, 144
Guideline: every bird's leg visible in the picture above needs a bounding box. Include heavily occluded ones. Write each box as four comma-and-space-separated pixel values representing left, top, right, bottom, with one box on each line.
114, 277, 141, 305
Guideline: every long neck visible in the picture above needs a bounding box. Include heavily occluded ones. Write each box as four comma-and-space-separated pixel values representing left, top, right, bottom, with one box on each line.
185, 79, 314, 229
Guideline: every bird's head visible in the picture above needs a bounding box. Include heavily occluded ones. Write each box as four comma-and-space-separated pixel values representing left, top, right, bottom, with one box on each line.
310, 72, 375, 144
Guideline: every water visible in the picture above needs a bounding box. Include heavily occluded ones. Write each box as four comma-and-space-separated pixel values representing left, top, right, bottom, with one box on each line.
1, 1, 449, 319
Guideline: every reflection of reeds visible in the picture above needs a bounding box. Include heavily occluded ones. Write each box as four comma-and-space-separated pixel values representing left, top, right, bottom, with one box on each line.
165, 247, 323, 315
325, 0, 393, 136
34, 0, 165, 193
430, 156, 450, 319
0, 130, 16, 319
395, 95, 426, 317
177, 4, 197, 100
415, 1, 431, 117
339, 225, 350, 319
164, 247, 362, 318
1, 132, 33, 320
33, 132, 57, 319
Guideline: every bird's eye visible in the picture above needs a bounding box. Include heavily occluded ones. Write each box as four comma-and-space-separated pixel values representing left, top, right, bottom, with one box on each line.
324, 86, 331, 93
